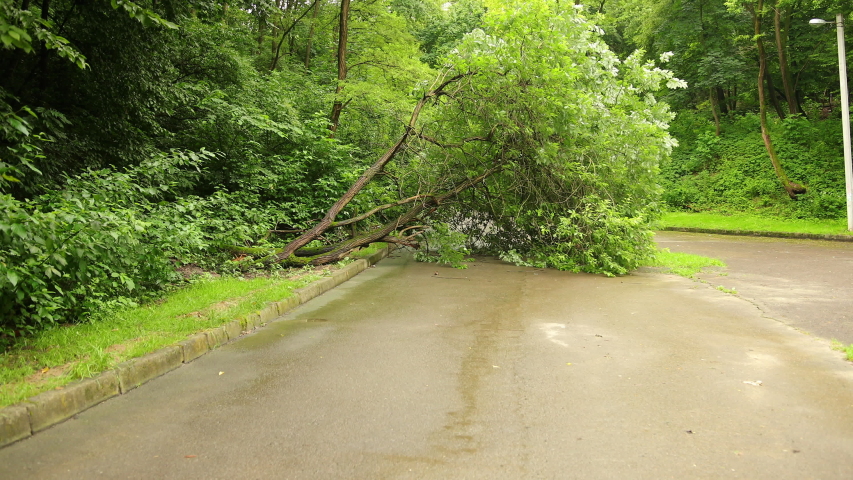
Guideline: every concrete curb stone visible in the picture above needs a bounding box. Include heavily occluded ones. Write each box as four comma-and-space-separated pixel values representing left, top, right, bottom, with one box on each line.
205, 327, 228, 350
258, 305, 277, 324
275, 296, 300, 317
662, 226, 853, 242
224, 320, 243, 340
242, 313, 260, 332
338, 259, 368, 282
178, 333, 209, 363
0, 245, 393, 449
116, 346, 182, 394
26, 371, 120, 432
0, 406, 31, 448
295, 282, 324, 304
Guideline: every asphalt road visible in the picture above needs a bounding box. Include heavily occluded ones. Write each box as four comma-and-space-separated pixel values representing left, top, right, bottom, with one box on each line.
656, 231, 853, 344
2, 238, 853, 479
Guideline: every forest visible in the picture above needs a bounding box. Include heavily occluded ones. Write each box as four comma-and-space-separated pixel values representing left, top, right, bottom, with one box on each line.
1, 0, 851, 337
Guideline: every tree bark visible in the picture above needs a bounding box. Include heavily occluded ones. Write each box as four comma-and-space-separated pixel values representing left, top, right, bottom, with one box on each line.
749, 0, 805, 199
710, 88, 721, 136
270, 72, 473, 264
269, 0, 319, 71
329, 0, 350, 135
764, 67, 786, 120
774, 5, 800, 115
301, 166, 501, 265
715, 87, 729, 115
304, 0, 320, 69
36, 0, 50, 96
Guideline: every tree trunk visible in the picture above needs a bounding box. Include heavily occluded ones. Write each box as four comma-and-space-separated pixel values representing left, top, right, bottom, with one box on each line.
36, 0, 50, 96
764, 67, 786, 120
269, 0, 319, 71
715, 87, 728, 115
750, 0, 805, 199
710, 88, 721, 136
270, 72, 473, 264
774, 5, 800, 115
289, 165, 500, 266
329, 0, 350, 135
304, 0, 320, 69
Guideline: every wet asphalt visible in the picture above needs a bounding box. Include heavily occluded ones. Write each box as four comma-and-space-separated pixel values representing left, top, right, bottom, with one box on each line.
1, 235, 853, 479
656, 231, 853, 344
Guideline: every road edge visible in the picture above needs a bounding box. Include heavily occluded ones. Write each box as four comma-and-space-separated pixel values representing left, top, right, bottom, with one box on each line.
0, 246, 393, 449
661, 226, 853, 242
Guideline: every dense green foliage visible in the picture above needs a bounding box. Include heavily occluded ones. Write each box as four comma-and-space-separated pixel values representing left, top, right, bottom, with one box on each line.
321, 1, 680, 276
5, 0, 848, 339
595, 0, 851, 216
1, 0, 394, 337
662, 111, 846, 218
447, 8, 673, 267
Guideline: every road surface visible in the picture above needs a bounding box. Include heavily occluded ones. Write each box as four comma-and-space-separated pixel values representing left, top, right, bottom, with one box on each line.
2, 237, 853, 479
656, 231, 853, 344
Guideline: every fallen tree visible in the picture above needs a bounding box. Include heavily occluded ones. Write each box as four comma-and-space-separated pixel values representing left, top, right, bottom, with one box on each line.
265, 0, 684, 275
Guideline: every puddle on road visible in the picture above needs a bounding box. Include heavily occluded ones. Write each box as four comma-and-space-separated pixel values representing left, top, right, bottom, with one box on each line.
539, 323, 568, 347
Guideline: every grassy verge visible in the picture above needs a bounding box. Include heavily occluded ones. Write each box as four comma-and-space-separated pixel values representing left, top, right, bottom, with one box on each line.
643, 249, 726, 278
0, 273, 318, 408
832, 340, 853, 361
659, 212, 853, 236
350, 241, 388, 259
0, 243, 387, 409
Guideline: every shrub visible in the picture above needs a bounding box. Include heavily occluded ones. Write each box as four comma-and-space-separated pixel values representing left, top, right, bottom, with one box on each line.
0, 150, 215, 338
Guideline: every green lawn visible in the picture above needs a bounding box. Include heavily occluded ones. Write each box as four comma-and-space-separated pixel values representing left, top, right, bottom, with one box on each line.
644, 249, 726, 278
0, 273, 319, 408
659, 212, 853, 236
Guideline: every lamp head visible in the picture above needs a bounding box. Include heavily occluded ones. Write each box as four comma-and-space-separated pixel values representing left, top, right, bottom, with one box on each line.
809, 18, 830, 25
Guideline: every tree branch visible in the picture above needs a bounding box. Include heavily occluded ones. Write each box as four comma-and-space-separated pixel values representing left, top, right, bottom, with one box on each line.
270, 71, 475, 264
331, 194, 433, 227
269, 0, 320, 71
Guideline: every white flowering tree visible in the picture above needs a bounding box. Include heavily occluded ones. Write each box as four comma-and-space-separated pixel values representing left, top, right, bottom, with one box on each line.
272, 0, 684, 275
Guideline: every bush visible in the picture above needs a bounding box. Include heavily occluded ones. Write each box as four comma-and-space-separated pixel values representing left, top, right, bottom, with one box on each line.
0, 193, 174, 337
499, 197, 657, 277
0, 150, 218, 338
414, 223, 473, 269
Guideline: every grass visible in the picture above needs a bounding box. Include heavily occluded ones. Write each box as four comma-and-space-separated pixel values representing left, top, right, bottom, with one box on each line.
659, 211, 853, 236
644, 249, 726, 278
0, 245, 392, 410
0, 243, 390, 408
0, 272, 321, 408
350, 241, 387, 259
831, 340, 853, 361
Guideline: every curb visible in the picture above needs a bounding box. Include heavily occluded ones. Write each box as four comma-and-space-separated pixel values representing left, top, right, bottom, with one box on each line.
661, 226, 853, 243
0, 246, 393, 449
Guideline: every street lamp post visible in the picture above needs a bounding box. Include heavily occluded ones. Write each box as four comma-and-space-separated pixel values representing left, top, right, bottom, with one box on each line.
811, 14, 852, 231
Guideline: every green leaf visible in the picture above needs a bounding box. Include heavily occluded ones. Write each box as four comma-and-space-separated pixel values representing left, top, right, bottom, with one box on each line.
8, 117, 30, 136
7, 271, 19, 287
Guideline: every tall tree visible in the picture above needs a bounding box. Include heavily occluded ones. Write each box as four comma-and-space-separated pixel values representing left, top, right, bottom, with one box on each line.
328, 0, 350, 134
745, 0, 805, 198
773, 3, 801, 115
269, 0, 682, 275
269, 0, 320, 71
303, 0, 321, 69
